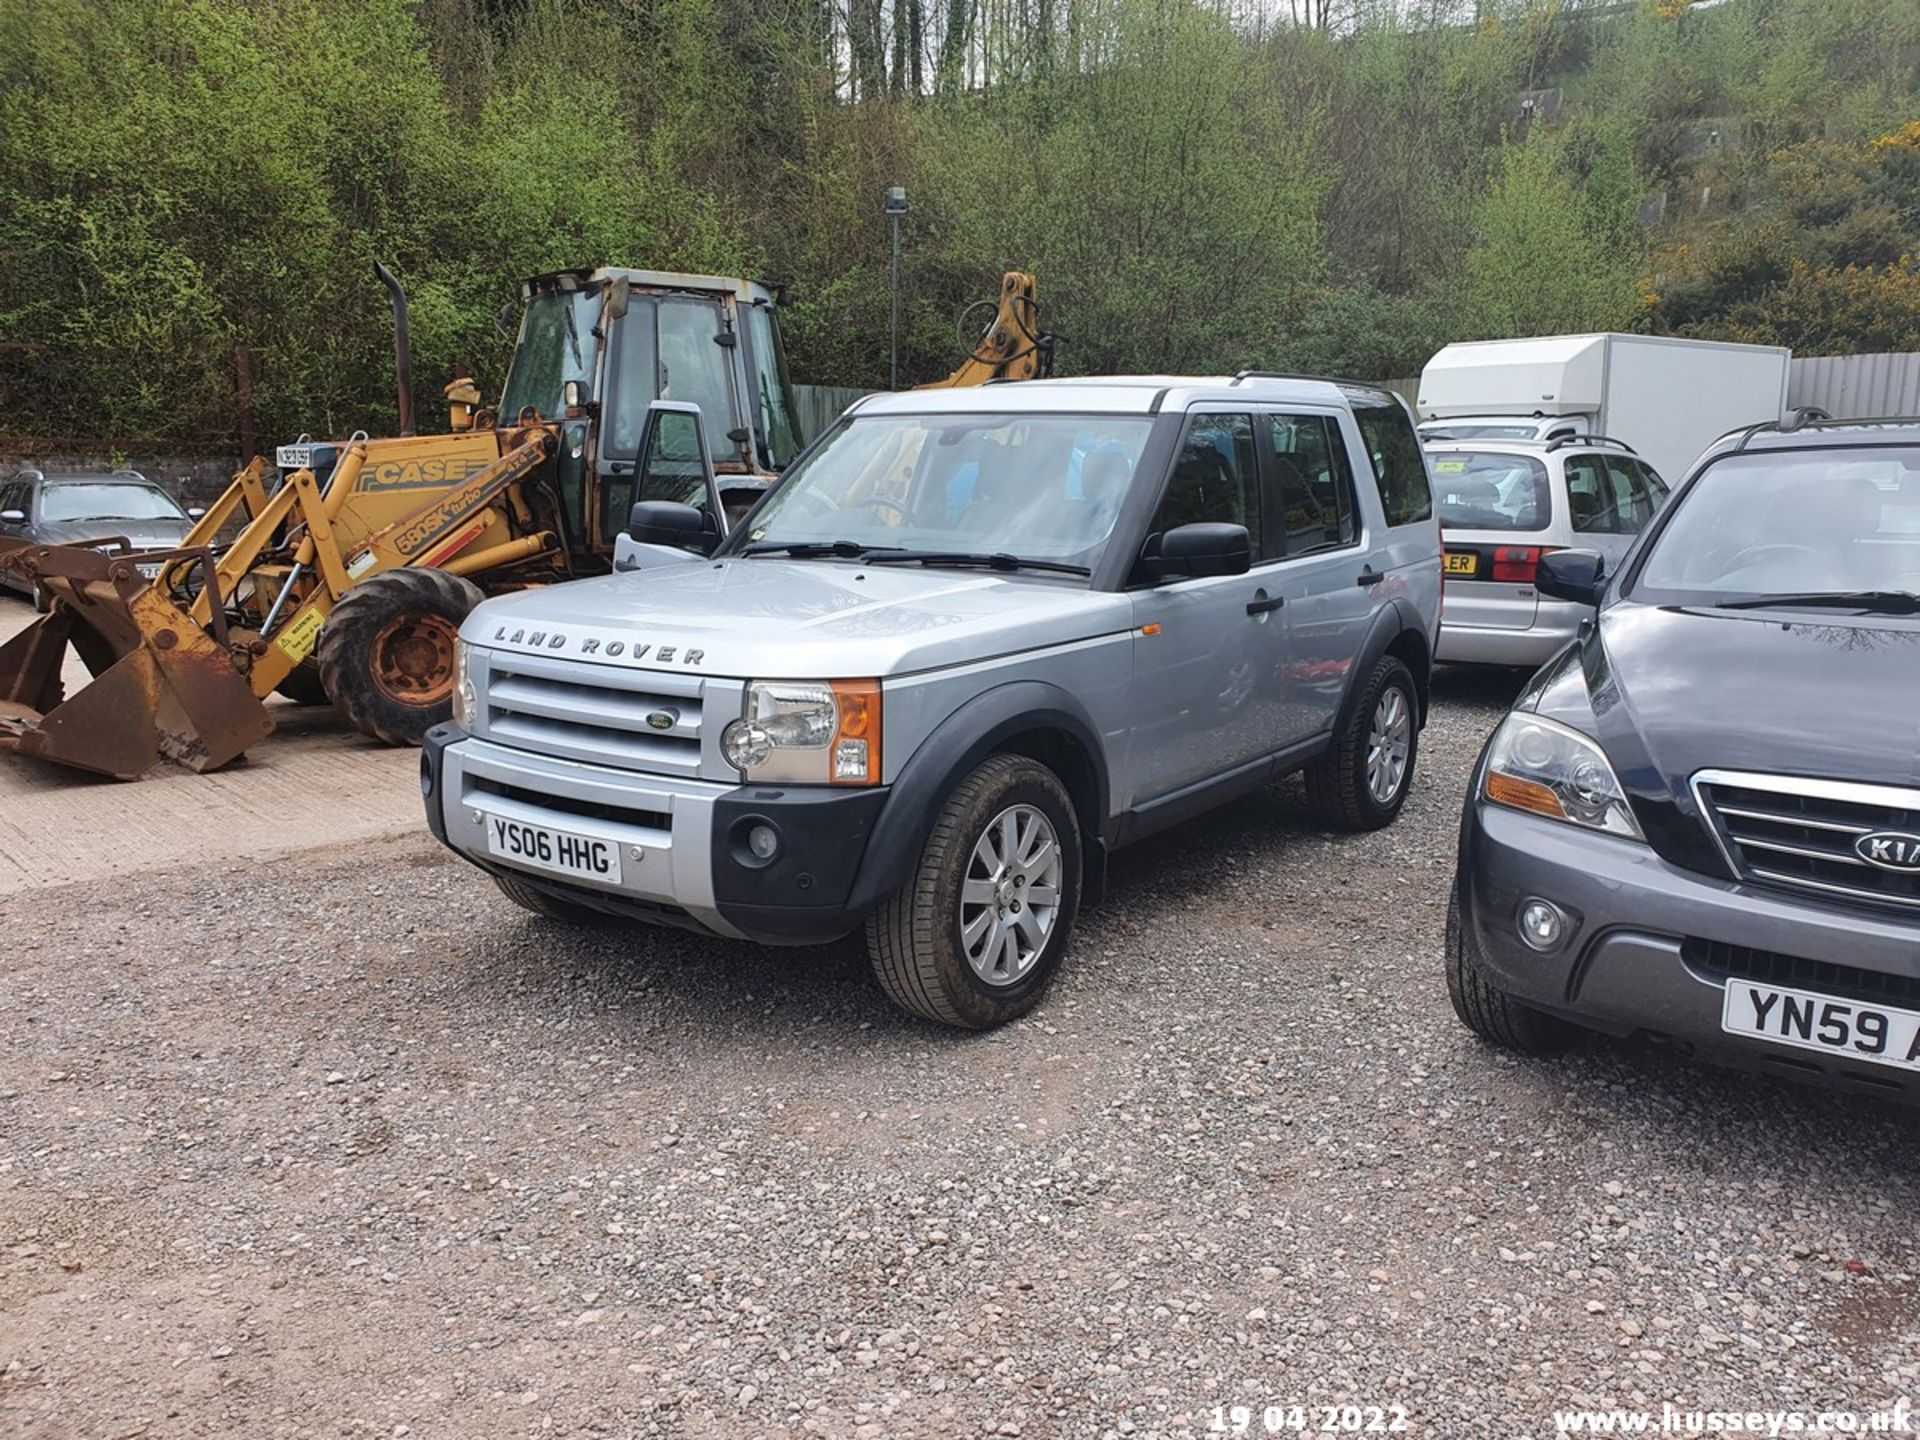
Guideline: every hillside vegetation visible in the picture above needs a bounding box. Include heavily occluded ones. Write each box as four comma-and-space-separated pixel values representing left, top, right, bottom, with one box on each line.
0, 0, 1916, 448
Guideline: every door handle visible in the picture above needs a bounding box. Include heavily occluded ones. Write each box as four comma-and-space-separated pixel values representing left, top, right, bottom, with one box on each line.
1356, 567, 1386, 588
1246, 591, 1285, 616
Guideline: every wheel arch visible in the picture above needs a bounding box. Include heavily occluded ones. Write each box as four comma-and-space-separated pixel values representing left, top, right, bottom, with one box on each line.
845, 681, 1112, 915
1339, 600, 1432, 734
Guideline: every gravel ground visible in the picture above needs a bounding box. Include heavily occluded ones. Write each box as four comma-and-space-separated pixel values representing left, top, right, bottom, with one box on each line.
3, 667, 1918, 1440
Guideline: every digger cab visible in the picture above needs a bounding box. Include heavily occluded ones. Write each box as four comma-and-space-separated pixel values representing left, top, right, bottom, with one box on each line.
499, 268, 803, 559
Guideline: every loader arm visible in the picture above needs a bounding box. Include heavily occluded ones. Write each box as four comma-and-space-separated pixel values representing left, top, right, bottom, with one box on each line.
240, 429, 558, 698
0, 430, 558, 779
917, 272, 1053, 389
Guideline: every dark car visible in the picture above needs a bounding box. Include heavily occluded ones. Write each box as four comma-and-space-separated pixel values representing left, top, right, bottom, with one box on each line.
1447, 415, 1920, 1098
0, 468, 199, 608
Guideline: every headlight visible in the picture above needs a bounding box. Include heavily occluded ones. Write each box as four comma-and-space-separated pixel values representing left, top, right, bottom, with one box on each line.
452, 639, 476, 731
721, 679, 881, 786
1483, 712, 1643, 840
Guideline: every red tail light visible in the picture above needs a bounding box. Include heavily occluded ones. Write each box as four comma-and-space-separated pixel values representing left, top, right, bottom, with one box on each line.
1491, 545, 1560, 583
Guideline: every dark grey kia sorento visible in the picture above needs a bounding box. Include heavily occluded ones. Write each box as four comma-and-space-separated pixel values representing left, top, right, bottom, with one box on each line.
1448, 414, 1920, 1098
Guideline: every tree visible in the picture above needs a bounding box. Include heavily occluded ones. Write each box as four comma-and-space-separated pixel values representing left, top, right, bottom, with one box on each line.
1458, 136, 1641, 338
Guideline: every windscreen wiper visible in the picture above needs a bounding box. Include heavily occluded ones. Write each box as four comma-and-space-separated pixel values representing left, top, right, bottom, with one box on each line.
562, 298, 584, 369
738, 539, 901, 559
1716, 590, 1920, 614
862, 550, 1092, 577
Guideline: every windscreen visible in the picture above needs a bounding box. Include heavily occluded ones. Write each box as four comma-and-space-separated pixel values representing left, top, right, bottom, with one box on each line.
1430, 452, 1551, 532
39, 483, 184, 523
1421, 423, 1545, 441
1632, 449, 1920, 604
498, 289, 596, 421
737, 412, 1156, 569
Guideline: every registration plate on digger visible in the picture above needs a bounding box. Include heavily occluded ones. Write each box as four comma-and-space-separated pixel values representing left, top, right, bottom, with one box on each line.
485, 815, 623, 886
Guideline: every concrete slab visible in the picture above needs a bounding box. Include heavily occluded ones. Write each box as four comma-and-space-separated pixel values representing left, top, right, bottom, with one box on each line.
0, 594, 423, 894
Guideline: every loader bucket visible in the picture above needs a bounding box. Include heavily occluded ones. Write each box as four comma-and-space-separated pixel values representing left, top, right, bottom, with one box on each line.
0, 538, 273, 780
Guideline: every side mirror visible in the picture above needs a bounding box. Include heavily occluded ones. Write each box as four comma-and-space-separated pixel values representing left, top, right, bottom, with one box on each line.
627, 500, 718, 554
0, 509, 25, 524
494, 301, 518, 340
187, 506, 207, 520
1157, 522, 1251, 580
605, 274, 630, 321
1537, 549, 1607, 606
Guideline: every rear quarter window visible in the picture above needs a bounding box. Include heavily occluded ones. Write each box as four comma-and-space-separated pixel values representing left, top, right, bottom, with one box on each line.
1349, 395, 1434, 527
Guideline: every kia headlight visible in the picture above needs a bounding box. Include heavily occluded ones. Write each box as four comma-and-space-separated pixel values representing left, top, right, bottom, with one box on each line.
452, 639, 477, 731
721, 680, 881, 786
1482, 712, 1643, 840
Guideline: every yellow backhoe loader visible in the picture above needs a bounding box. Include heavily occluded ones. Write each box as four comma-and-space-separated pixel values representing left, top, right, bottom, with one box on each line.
0, 267, 1050, 779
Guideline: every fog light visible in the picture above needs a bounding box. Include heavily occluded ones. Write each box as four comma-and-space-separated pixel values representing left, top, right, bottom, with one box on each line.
747, 823, 780, 861
1518, 899, 1566, 952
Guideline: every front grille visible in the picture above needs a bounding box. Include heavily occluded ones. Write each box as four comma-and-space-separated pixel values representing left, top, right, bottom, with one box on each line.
469, 774, 670, 834
1684, 938, 1920, 1010
1694, 771, 1920, 915
482, 649, 706, 776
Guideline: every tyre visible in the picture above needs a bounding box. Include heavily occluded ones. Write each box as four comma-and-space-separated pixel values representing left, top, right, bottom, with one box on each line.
1445, 886, 1577, 1055
1305, 654, 1419, 831
316, 567, 485, 746
866, 754, 1082, 1029
492, 872, 604, 923
274, 661, 330, 707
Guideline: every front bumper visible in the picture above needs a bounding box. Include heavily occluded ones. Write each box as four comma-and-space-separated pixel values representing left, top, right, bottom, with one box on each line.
421, 727, 888, 945
1459, 796, 1920, 1091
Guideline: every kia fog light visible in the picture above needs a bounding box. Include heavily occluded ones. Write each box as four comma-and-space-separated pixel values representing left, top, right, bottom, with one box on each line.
1483, 712, 1644, 840
1519, 899, 1567, 951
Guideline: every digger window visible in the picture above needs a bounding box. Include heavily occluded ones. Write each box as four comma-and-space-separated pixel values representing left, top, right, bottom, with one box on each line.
604, 297, 743, 464
743, 303, 803, 470
656, 300, 737, 448
498, 290, 596, 423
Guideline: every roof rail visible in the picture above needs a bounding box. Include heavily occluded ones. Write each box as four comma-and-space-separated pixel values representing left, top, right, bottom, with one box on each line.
1231, 369, 1400, 399
109, 467, 152, 481
1777, 405, 1833, 433
1544, 433, 1637, 455
1729, 409, 1920, 451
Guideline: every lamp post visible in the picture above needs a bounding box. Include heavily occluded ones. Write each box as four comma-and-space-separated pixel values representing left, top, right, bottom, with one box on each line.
884, 185, 908, 390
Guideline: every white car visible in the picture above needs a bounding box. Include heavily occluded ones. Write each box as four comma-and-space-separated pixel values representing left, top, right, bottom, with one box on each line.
1430, 435, 1669, 666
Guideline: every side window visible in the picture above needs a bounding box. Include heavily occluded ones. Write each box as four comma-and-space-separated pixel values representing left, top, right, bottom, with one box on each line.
1151, 413, 1258, 540
1563, 455, 1614, 534
614, 410, 714, 542
1604, 456, 1654, 533
1349, 395, 1433, 527
637, 411, 712, 507
1264, 414, 1357, 559
1638, 460, 1671, 513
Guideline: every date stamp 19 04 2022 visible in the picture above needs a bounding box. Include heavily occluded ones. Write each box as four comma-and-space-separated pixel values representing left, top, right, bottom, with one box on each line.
1206, 1403, 1412, 1435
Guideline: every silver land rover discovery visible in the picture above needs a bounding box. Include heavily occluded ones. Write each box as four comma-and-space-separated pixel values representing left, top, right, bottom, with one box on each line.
421, 374, 1442, 1027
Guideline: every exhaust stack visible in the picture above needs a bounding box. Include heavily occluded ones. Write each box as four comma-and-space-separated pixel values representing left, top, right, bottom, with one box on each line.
374, 260, 415, 437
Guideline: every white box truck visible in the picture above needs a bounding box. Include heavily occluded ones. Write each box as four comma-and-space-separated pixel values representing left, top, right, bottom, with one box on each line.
1417, 333, 1791, 482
